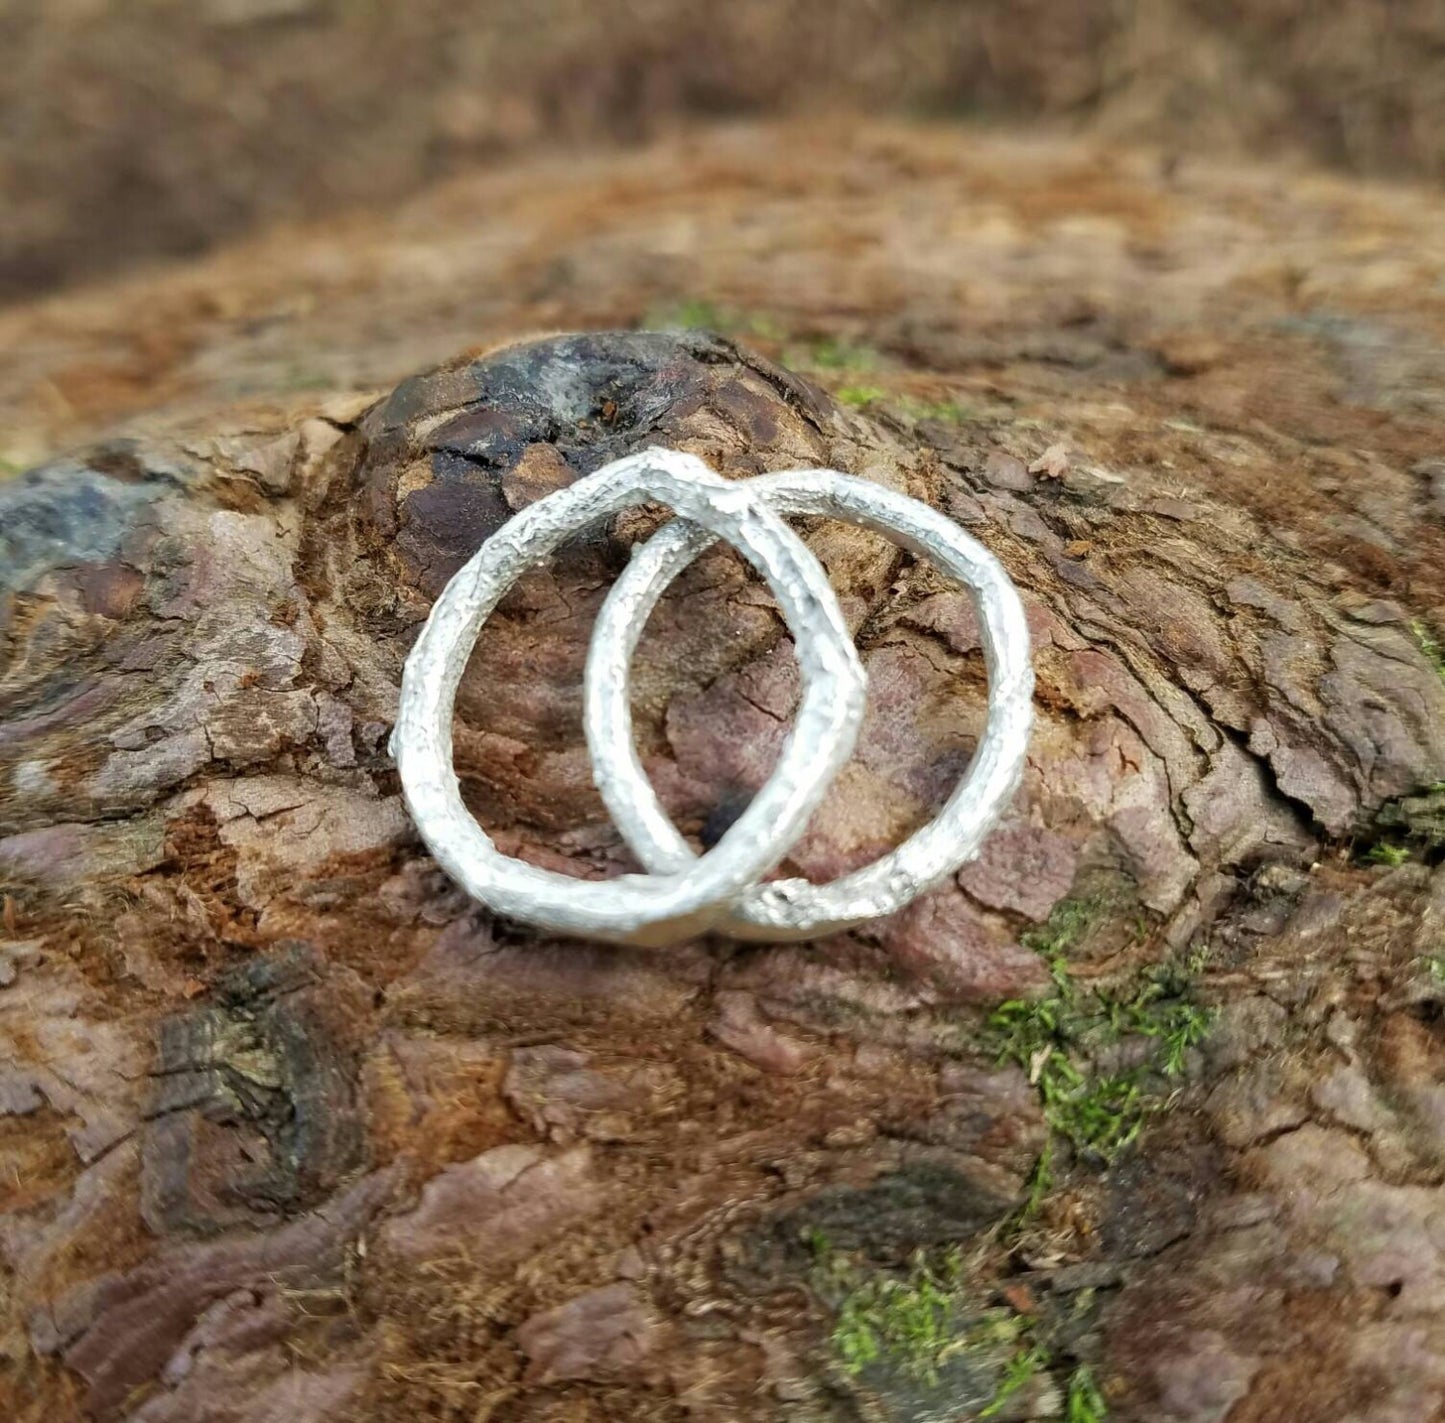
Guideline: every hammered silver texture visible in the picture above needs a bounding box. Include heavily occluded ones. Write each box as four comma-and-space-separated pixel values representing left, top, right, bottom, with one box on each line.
394, 447, 1033, 947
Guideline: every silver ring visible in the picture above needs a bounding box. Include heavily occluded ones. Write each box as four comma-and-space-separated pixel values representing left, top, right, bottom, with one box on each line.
394, 449, 1032, 947
392, 449, 866, 947
585, 467, 1034, 940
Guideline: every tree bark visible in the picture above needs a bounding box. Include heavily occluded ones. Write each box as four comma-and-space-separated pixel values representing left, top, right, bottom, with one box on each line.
4, 130, 1445, 1423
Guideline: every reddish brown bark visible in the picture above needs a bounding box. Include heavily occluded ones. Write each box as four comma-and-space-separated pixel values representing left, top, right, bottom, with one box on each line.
3, 124, 1445, 1423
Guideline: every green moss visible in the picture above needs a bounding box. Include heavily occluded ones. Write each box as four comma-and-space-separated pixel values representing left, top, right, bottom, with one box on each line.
1366, 842, 1412, 867
835, 384, 888, 407
991, 901, 1212, 1173
794, 335, 881, 370
1066, 1364, 1109, 1422
1411, 618, 1445, 685
900, 396, 976, 424
979, 1342, 1049, 1417
980, 1310, 1110, 1419
817, 1240, 1110, 1418
829, 384, 978, 421
813, 898, 1164, 1410
635, 318, 982, 427
827, 1250, 967, 1385
1365, 782, 1445, 864
649, 297, 725, 330
645, 299, 785, 340
1019, 894, 1108, 974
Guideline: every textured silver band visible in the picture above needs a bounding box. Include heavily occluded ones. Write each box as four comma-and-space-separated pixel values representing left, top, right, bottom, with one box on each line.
394, 448, 1033, 947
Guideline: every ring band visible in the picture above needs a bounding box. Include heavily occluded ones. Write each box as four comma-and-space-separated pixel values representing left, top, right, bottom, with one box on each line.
394, 449, 1032, 946
585, 467, 1034, 940
392, 449, 866, 947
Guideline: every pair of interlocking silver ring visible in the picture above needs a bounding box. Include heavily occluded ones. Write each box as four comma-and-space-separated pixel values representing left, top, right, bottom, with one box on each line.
393, 449, 1033, 947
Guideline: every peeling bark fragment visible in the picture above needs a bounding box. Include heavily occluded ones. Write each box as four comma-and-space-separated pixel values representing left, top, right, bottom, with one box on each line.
956, 818, 1079, 921
515, 1282, 658, 1385
881, 887, 1052, 1002
134, 1359, 366, 1423
377, 1143, 601, 1264
0, 973, 145, 1165
42, 1169, 394, 1420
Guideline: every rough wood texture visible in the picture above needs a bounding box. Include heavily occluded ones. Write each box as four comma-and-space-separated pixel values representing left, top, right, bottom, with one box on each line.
3, 123, 1445, 1422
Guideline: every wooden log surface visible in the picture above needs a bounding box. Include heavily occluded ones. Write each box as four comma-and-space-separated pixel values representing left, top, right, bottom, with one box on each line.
2, 122, 1445, 1422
